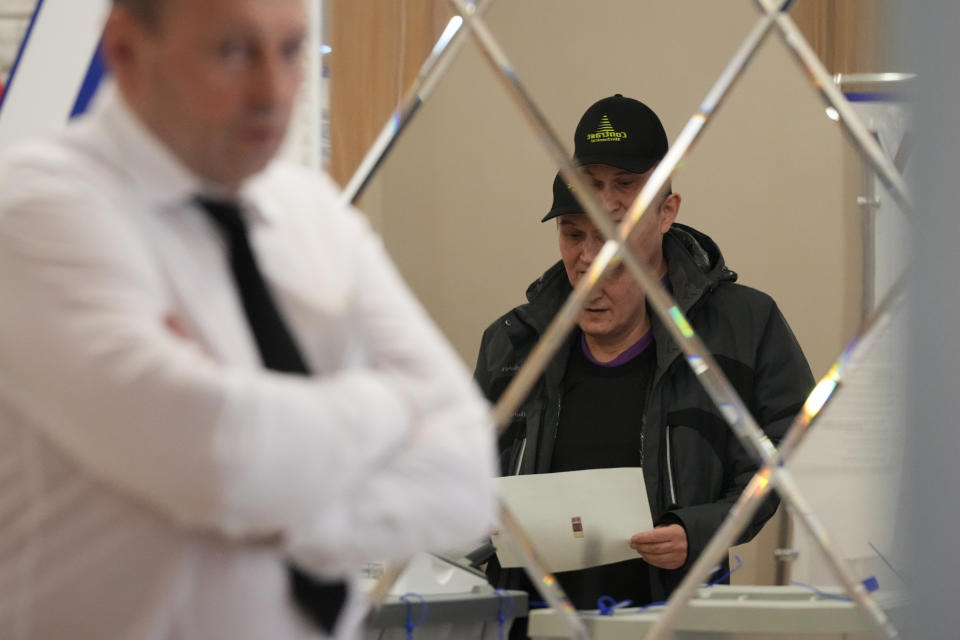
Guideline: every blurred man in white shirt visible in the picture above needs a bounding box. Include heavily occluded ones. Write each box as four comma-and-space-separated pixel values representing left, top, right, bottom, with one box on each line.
0, 0, 497, 638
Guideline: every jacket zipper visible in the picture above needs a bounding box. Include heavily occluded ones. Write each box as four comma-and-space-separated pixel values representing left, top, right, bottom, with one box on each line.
639, 416, 646, 467
512, 437, 527, 476
665, 425, 678, 504
548, 395, 561, 472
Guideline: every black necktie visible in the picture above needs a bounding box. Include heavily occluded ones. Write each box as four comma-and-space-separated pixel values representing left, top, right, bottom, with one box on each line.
196, 196, 347, 635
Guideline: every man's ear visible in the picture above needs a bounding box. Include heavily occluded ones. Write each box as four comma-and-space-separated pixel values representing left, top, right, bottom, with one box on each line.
101, 8, 146, 85
658, 192, 681, 233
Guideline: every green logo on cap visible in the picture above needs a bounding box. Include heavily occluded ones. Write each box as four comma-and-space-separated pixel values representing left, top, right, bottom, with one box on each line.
586, 115, 628, 143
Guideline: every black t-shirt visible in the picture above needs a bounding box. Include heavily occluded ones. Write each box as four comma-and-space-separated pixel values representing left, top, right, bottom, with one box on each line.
548, 330, 656, 609
550, 331, 654, 472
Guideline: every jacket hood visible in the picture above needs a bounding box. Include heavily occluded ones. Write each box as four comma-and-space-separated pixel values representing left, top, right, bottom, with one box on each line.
663, 223, 737, 313
524, 260, 570, 305
666, 223, 736, 286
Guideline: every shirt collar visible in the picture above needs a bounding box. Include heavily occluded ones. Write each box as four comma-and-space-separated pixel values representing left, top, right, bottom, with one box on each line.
92, 85, 274, 224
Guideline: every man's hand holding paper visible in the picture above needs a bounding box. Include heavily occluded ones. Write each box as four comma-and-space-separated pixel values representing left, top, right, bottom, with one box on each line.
630, 524, 688, 570
492, 468, 654, 572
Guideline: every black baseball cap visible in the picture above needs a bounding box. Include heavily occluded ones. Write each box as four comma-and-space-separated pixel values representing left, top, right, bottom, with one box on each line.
542, 172, 583, 222
573, 94, 668, 174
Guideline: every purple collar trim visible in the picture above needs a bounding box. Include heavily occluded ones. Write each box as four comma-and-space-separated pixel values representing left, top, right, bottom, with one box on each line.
581, 330, 653, 367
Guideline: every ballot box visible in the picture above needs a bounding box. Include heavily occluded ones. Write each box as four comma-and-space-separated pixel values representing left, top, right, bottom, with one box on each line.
360, 552, 528, 639
528, 585, 905, 639
364, 588, 528, 639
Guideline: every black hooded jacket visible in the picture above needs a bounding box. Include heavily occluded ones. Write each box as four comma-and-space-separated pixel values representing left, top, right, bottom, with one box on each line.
474, 223, 814, 601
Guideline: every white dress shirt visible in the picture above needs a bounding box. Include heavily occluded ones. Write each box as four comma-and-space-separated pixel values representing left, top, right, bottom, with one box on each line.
0, 86, 497, 640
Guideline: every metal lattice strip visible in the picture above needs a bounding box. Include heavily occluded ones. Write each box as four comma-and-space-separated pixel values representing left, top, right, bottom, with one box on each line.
349, 4, 591, 630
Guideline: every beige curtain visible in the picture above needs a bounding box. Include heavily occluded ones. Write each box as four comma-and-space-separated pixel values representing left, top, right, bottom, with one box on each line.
327, 0, 452, 188
791, 0, 889, 76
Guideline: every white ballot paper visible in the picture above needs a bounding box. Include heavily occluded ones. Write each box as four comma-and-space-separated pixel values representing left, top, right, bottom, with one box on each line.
491, 467, 652, 573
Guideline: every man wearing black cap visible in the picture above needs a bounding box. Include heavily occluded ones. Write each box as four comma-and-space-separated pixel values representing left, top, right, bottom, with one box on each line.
475, 95, 814, 630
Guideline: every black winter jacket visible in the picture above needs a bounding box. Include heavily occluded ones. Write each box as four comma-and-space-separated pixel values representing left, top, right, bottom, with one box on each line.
474, 223, 814, 602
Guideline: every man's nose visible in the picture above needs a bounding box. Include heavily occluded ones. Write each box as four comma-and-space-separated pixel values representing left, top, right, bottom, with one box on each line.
251, 54, 296, 109
596, 183, 622, 213
581, 234, 604, 264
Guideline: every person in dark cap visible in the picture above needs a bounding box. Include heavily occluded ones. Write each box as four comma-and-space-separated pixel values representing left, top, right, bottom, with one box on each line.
475, 95, 814, 635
